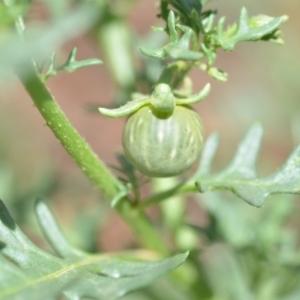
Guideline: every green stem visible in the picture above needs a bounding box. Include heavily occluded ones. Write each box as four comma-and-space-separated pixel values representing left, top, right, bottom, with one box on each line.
140, 182, 197, 210
17, 63, 168, 254
158, 60, 193, 89
21, 67, 119, 199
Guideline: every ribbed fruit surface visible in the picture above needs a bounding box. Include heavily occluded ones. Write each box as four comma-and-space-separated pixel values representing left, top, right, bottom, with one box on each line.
122, 105, 204, 177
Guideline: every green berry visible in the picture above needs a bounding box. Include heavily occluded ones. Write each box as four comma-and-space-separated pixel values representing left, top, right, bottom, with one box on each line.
122, 105, 204, 177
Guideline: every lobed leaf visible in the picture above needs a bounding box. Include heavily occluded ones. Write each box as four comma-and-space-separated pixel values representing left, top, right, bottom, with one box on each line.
195, 124, 300, 207
0, 4, 99, 79
0, 199, 188, 300
216, 7, 287, 51
43, 48, 102, 80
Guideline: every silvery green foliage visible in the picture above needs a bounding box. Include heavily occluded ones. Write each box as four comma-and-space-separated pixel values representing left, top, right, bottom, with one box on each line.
0, 5, 99, 79
195, 124, 300, 207
193, 191, 299, 300
140, 11, 203, 61
140, 5, 287, 81
41, 48, 102, 80
0, 200, 188, 300
216, 8, 288, 51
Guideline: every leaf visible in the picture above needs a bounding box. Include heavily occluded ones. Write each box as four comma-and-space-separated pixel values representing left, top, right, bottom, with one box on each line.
0, 199, 188, 300
169, 0, 202, 18
201, 9, 217, 32
195, 124, 300, 207
196, 193, 258, 247
196, 192, 295, 250
0, 4, 99, 79
0, 255, 63, 300
164, 0, 204, 34
139, 11, 203, 61
201, 244, 254, 300
216, 7, 287, 51
43, 48, 102, 80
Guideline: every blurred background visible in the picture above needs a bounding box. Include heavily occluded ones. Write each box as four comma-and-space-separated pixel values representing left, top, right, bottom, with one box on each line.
0, 0, 300, 298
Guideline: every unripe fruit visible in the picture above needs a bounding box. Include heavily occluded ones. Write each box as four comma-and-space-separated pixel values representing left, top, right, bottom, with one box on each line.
122, 105, 203, 177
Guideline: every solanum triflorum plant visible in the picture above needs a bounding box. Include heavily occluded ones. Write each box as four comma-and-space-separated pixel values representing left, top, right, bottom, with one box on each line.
99, 82, 210, 177
98, 5, 289, 179
1, 0, 300, 300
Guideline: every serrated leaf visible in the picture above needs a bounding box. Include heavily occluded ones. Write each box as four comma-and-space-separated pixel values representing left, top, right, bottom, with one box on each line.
216, 7, 287, 51
195, 124, 300, 207
0, 199, 188, 300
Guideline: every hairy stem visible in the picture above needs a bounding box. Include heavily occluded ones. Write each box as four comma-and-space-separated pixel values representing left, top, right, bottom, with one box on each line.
17, 63, 167, 254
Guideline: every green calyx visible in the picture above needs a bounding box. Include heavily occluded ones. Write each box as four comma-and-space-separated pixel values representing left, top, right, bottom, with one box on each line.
151, 84, 175, 113
98, 82, 210, 118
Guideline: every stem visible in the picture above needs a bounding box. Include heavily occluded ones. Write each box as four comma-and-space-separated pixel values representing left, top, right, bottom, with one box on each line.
158, 60, 193, 89
140, 182, 197, 210
22, 67, 119, 199
17, 63, 168, 254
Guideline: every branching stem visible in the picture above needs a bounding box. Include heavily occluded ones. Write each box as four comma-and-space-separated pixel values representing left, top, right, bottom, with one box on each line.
16, 62, 168, 254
